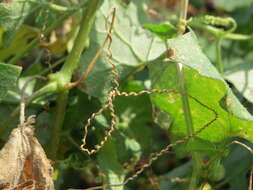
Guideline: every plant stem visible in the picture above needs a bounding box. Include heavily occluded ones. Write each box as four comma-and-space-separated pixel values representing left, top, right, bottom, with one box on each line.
47, 0, 102, 160
177, 66, 193, 136
177, 0, 201, 189
178, 0, 188, 34
60, 0, 102, 83
225, 33, 253, 40
69, 8, 116, 87
176, 64, 202, 190
179, 0, 188, 24
7, 0, 88, 65
47, 90, 69, 159
216, 38, 223, 74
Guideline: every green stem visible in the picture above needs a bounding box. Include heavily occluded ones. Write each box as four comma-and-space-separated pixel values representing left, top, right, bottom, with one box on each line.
224, 33, 253, 40
176, 64, 202, 190
191, 153, 202, 189
216, 38, 223, 74
47, 90, 69, 159
60, 0, 102, 82
178, 0, 188, 34
177, 66, 194, 136
47, 0, 102, 160
177, 0, 201, 189
7, 0, 88, 65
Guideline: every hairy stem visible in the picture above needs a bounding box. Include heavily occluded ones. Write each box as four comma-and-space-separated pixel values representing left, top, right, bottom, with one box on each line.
47, 0, 102, 160
177, 0, 201, 189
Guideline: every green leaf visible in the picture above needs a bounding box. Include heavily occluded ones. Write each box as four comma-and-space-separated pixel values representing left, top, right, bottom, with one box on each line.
148, 31, 253, 152
97, 140, 125, 190
218, 139, 253, 190
78, 0, 166, 98
0, 62, 21, 99
0, 25, 38, 61
213, 0, 253, 11
0, 0, 35, 44
225, 60, 253, 103
143, 23, 177, 41
186, 137, 217, 156
114, 81, 168, 154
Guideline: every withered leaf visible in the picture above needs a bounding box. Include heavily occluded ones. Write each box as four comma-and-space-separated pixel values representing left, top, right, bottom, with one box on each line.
0, 116, 55, 190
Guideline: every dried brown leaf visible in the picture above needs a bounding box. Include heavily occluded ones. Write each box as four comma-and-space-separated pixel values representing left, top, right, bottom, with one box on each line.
0, 116, 55, 190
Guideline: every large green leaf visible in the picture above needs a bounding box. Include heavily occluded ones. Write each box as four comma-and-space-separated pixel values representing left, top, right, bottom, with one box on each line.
148, 31, 253, 149
78, 0, 166, 98
0, 62, 21, 99
97, 140, 125, 190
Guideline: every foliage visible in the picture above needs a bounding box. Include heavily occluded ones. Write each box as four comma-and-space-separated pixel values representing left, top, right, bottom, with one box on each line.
0, 0, 253, 190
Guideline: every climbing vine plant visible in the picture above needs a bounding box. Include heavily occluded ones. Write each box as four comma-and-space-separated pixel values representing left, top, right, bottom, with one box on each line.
0, 0, 253, 190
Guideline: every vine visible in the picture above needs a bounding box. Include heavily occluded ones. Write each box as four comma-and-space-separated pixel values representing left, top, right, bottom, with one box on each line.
78, 7, 218, 190
0, 0, 253, 189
